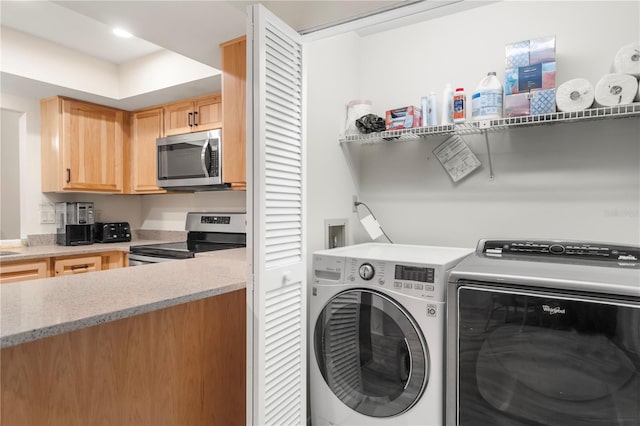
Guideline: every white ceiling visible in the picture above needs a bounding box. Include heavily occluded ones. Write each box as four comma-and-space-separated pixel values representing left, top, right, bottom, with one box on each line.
0, 0, 407, 110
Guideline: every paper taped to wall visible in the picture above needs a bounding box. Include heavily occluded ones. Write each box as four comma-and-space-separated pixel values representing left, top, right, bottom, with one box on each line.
360, 214, 383, 240
433, 135, 481, 183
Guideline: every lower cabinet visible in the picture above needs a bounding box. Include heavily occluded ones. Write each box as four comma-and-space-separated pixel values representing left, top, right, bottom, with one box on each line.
53, 254, 103, 276
0, 259, 50, 284
1, 290, 246, 426
101, 251, 128, 269
1, 250, 128, 283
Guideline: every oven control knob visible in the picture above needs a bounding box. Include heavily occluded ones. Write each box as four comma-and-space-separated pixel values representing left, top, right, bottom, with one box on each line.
359, 263, 375, 280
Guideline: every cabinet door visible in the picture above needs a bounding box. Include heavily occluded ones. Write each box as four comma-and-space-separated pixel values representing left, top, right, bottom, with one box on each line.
193, 94, 222, 131
221, 37, 247, 188
0, 259, 50, 284
101, 251, 127, 269
54, 255, 102, 276
62, 99, 124, 192
164, 100, 195, 136
129, 108, 166, 193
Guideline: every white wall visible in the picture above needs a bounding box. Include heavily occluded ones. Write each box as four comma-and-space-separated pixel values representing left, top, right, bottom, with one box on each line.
1, 109, 21, 239
307, 1, 640, 250
140, 191, 247, 230
305, 32, 362, 259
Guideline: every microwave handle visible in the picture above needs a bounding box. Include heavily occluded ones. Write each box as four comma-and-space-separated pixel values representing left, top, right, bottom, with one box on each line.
201, 141, 210, 178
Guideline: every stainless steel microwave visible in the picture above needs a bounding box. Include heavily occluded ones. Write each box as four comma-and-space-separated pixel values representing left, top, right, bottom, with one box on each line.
156, 129, 227, 190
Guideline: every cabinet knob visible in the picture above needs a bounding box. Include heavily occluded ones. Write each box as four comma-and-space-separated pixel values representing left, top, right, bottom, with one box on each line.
188, 112, 193, 127
193, 111, 198, 126
66, 168, 71, 183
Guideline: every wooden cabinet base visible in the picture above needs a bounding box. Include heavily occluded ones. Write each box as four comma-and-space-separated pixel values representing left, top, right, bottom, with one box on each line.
1, 290, 246, 426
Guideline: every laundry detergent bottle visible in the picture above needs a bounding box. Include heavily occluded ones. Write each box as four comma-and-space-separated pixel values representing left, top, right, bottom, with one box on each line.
441, 83, 454, 125
472, 72, 503, 121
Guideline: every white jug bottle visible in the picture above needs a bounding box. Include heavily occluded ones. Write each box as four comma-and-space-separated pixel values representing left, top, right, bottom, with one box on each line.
441, 83, 454, 125
472, 72, 503, 121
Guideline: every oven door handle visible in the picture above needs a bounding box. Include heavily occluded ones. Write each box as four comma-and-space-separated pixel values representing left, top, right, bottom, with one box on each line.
127, 253, 177, 264
200, 141, 210, 178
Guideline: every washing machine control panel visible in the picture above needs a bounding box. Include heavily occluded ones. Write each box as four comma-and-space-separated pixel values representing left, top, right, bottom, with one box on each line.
345, 257, 443, 301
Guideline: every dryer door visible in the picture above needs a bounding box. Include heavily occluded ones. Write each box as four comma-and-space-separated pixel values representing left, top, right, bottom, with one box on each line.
314, 289, 429, 417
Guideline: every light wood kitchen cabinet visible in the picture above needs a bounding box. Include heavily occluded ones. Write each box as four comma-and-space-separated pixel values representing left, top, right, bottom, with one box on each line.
53, 254, 102, 276
220, 36, 247, 190
0, 259, 50, 284
41, 96, 125, 193
126, 107, 166, 194
163, 93, 222, 136
101, 251, 128, 269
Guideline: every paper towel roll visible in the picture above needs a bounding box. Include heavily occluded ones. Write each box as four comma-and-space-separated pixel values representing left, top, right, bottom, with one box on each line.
555, 78, 594, 112
613, 42, 640, 78
594, 73, 639, 107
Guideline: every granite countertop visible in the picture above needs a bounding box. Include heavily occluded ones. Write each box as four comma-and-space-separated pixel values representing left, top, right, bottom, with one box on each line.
0, 248, 247, 348
0, 239, 171, 262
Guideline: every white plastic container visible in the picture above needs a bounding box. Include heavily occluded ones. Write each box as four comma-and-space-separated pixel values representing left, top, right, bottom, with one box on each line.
453, 87, 466, 123
472, 72, 503, 121
421, 96, 429, 127
441, 83, 454, 125
427, 92, 438, 126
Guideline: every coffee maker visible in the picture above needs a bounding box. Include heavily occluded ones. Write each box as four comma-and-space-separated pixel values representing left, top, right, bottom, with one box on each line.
55, 202, 94, 246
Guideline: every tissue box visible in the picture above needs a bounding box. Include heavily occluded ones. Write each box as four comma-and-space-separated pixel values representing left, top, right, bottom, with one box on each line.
530, 88, 556, 115
504, 89, 557, 118
506, 36, 556, 95
530, 36, 556, 65
505, 40, 530, 68
505, 93, 531, 117
385, 106, 422, 130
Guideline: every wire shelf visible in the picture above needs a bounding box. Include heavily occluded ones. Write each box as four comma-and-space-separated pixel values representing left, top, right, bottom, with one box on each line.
481, 102, 640, 132
339, 102, 640, 144
339, 124, 455, 144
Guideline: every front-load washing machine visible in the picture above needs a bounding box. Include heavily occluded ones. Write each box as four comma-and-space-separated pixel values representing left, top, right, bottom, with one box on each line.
310, 243, 473, 426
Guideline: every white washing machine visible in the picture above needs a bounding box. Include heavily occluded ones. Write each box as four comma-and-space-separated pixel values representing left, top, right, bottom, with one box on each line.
310, 243, 473, 426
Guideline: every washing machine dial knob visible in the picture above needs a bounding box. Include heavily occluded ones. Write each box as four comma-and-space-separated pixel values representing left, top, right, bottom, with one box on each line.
359, 263, 375, 280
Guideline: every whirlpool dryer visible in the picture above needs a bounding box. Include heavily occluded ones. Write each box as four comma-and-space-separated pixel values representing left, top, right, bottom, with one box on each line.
310, 243, 473, 426
446, 239, 640, 426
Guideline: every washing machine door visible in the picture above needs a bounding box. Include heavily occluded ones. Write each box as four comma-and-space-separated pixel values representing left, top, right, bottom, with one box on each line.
314, 288, 429, 418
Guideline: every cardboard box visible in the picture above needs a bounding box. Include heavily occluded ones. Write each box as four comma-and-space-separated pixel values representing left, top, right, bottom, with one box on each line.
385, 106, 422, 130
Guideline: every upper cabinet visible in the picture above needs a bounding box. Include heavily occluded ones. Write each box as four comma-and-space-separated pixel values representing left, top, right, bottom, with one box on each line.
220, 36, 247, 189
164, 93, 222, 136
41, 96, 125, 193
127, 107, 166, 194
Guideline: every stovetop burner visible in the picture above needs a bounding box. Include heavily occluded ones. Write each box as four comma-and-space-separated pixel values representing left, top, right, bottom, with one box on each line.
129, 212, 246, 260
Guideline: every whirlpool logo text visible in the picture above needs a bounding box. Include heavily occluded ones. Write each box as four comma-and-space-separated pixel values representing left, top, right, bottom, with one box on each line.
542, 305, 566, 315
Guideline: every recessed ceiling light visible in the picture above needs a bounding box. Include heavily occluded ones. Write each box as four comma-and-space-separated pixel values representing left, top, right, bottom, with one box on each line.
113, 28, 133, 38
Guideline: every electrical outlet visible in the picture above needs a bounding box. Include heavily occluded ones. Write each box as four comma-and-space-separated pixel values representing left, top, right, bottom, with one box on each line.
352, 195, 358, 213
39, 202, 56, 224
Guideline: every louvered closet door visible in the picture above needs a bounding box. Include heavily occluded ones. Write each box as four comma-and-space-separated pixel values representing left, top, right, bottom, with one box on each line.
247, 5, 306, 426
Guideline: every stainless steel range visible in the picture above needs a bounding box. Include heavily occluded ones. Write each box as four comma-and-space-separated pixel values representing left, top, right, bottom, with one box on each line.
128, 212, 246, 266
